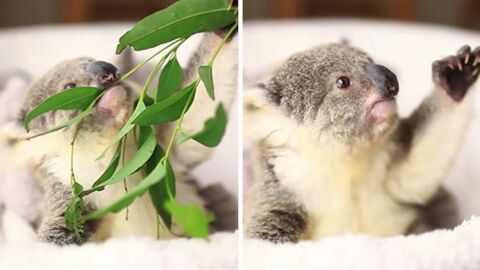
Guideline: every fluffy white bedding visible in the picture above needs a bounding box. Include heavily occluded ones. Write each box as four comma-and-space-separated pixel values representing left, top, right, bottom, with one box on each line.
0, 209, 237, 269
244, 216, 480, 270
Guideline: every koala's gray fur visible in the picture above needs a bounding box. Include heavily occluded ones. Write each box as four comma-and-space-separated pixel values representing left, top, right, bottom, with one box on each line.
245, 43, 479, 243
36, 180, 98, 245
265, 44, 372, 121
0, 32, 238, 245
246, 155, 307, 243
261, 44, 396, 145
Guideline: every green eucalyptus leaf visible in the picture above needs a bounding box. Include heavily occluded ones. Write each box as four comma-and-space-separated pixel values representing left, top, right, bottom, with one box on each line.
84, 162, 166, 221
24, 87, 102, 131
94, 127, 156, 190
27, 108, 94, 140
178, 103, 227, 147
116, 0, 236, 54
137, 125, 152, 147
199, 65, 215, 100
165, 200, 214, 239
133, 83, 196, 126
176, 132, 191, 144
157, 56, 183, 101
72, 182, 84, 196
97, 100, 146, 160
65, 197, 86, 243
88, 142, 122, 193
143, 94, 155, 106
147, 145, 176, 229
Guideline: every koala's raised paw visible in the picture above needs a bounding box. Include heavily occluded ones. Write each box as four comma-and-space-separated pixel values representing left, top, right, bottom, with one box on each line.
433, 45, 480, 102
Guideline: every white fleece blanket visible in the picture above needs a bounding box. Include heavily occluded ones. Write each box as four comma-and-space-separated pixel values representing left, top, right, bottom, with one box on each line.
2, 211, 479, 269
244, 216, 480, 270
0, 209, 237, 269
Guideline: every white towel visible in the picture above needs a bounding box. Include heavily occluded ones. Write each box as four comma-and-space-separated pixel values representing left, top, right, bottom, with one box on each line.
244, 216, 480, 270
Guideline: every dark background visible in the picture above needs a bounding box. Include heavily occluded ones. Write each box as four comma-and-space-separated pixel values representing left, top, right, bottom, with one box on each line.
1, 0, 479, 30
0, 0, 176, 27
245, 0, 480, 30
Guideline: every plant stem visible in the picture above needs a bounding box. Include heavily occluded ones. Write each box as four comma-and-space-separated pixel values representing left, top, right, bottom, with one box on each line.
162, 23, 237, 160
163, 83, 199, 163
139, 39, 186, 101
160, 81, 197, 201
122, 135, 129, 220
108, 38, 186, 224
70, 122, 83, 196
159, 23, 238, 201
208, 23, 237, 65
117, 40, 181, 83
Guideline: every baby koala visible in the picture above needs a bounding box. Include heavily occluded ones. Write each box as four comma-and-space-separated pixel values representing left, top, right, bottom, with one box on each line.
0, 32, 237, 245
244, 44, 479, 243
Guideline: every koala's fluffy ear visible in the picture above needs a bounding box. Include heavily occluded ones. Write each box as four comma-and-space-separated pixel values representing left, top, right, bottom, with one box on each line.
0, 123, 30, 171
244, 84, 272, 111
243, 85, 294, 143
0, 121, 64, 172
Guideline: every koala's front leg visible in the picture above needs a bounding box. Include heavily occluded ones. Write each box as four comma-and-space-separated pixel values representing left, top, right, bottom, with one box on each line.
37, 181, 96, 245
247, 206, 307, 244
246, 157, 308, 243
387, 46, 479, 205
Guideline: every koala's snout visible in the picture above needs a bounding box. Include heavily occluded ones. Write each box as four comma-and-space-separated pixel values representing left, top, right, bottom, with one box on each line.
86, 61, 121, 87
365, 64, 399, 99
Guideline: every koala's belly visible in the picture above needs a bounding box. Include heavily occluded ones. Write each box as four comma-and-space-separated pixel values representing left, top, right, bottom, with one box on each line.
275, 152, 419, 240
303, 186, 419, 240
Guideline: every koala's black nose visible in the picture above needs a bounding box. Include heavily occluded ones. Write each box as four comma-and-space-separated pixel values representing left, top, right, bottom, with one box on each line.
87, 61, 120, 87
365, 64, 399, 99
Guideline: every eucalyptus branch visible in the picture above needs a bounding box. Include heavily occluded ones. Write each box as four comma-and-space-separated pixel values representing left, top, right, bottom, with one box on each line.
208, 23, 238, 66
23, 0, 238, 241
162, 81, 199, 200
67, 120, 87, 242
160, 22, 238, 200
139, 39, 186, 100
121, 134, 129, 220
117, 40, 181, 84
69, 122, 83, 195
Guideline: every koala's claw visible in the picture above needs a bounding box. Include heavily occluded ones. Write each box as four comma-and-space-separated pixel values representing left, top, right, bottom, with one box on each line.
433, 45, 480, 102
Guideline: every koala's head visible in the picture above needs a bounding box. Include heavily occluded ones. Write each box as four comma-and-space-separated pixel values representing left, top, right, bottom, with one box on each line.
261, 43, 399, 144
20, 57, 134, 140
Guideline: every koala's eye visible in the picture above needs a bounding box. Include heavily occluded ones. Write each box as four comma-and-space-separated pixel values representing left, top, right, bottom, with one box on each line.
63, 83, 76, 90
336, 77, 350, 89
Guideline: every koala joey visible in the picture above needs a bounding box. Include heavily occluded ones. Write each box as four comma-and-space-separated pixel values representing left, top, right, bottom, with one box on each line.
244, 43, 479, 243
0, 32, 237, 245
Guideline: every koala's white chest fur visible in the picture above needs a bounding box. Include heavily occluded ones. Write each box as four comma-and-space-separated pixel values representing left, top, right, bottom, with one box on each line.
271, 137, 417, 239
